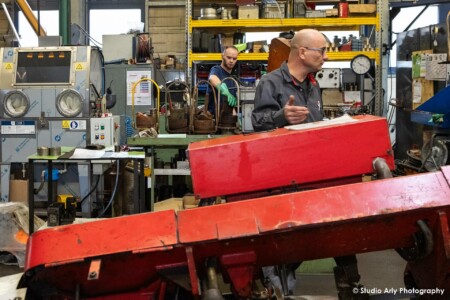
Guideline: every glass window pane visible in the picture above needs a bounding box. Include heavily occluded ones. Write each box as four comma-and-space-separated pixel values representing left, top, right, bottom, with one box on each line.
18, 11, 59, 47
390, 5, 438, 67
89, 9, 142, 46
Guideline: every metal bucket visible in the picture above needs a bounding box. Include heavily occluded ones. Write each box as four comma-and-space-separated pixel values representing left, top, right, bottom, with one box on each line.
168, 107, 188, 132
193, 119, 215, 134
136, 109, 157, 129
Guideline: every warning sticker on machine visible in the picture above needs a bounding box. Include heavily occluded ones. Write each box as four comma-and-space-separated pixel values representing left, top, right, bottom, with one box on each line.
1, 120, 36, 135
74, 62, 87, 71
62, 120, 87, 130
3, 63, 13, 72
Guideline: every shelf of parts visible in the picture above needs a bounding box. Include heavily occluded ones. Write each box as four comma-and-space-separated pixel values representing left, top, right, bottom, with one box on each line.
188, 17, 380, 66
189, 16, 379, 30
189, 50, 379, 66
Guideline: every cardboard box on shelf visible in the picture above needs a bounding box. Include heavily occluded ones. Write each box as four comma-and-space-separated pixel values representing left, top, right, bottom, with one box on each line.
154, 198, 183, 212
221, 35, 234, 48
238, 5, 259, 19
153, 196, 200, 212
236, 0, 256, 5
261, 3, 285, 19
252, 40, 267, 53
349, 4, 376, 15
9, 180, 28, 203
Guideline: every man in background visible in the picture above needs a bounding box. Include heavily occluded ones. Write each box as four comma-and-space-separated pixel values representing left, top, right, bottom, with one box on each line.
208, 46, 239, 115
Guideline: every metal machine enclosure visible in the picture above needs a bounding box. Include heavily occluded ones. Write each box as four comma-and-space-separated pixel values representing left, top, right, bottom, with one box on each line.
0, 46, 102, 203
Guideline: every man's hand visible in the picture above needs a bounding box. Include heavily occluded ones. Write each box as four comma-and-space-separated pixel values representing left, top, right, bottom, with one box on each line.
218, 83, 237, 107
284, 95, 309, 124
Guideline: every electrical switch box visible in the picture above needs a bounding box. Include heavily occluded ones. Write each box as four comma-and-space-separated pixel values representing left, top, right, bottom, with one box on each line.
316, 68, 341, 88
90, 117, 115, 148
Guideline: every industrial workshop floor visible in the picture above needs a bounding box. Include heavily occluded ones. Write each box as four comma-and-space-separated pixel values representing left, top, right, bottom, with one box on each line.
0, 249, 407, 299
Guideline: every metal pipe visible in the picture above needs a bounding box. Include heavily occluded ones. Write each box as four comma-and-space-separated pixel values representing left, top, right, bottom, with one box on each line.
37, 0, 40, 37
59, 0, 70, 45
33, 170, 46, 195
373, 157, 393, 179
206, 266, 219, 290
1, 3, 21, 46
15, 0, 47, 37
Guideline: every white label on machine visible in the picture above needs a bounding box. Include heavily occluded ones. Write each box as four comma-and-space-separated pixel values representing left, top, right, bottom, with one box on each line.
0, 121, 35, 134
126, 70, 153, 106
62, 120, 87, 130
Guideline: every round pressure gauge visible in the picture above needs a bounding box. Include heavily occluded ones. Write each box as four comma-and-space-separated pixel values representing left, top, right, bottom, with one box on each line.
56, 89, 84, 117
3, 91, 30, 118
350, 54, 371, 75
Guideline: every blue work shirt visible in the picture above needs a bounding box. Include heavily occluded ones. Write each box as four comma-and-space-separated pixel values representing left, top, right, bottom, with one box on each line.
207, 65, 237, 115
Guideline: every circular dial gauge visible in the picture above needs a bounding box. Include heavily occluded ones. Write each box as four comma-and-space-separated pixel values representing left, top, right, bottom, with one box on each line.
4, 91, 30, 117
56, 89, 84, 117
351, 54, 371, 75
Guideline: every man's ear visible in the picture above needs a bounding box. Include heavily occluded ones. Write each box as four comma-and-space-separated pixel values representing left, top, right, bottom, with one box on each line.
298, 48, 306, 59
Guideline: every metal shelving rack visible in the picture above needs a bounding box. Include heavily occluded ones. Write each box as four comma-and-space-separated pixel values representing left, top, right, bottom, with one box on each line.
186, 0, 387, 116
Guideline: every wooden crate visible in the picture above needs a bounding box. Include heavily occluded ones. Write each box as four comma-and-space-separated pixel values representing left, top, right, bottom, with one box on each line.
148, 6, 186, 56
349, 4, 377, 14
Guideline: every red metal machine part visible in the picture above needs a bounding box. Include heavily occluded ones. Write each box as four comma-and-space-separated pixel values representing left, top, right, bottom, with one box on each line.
19, 170, 450, 299
188, 115, 394, 199
19, 116, 450, 298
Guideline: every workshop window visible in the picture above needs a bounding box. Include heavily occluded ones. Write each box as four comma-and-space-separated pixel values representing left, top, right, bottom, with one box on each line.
89, 9, 142, 46
18, 10, 59, 47
390, 5, 438, 68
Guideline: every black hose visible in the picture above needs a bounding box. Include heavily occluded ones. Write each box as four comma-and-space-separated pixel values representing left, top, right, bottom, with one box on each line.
98, 160, 120, 217
80, 175, 101, 204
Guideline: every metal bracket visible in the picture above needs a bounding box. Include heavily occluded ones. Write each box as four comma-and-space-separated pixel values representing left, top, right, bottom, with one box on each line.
38, 112, 49, 129
87, 259, 101, 281
220, 251, 256, 299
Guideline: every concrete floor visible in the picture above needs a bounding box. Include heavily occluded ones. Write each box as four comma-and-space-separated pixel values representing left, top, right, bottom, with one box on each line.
0, 263, 23, 277
296, 250, 407, 299
0, 249, 408, 299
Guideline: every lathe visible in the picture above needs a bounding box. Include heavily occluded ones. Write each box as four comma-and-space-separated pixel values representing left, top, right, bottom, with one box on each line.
18, 115, 450, 299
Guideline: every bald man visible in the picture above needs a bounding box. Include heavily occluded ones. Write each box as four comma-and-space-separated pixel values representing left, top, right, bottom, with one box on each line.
252, 29, 328, 131
253, 30, 366, 299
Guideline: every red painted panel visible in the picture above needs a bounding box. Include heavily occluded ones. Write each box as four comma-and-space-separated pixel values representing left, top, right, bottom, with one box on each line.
188, 115, 394, 198
25, 210, 178, 270
178, 171, 450, 244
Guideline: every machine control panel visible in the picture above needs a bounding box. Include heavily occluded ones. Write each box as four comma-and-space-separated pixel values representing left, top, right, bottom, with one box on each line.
315, 68, 341, 88
90, 117, 115, 147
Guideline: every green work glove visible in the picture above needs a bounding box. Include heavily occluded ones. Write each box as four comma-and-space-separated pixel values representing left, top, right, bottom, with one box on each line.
227, 94, 237, 107
218, 83, 237, 107
429, 113, 444, 124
